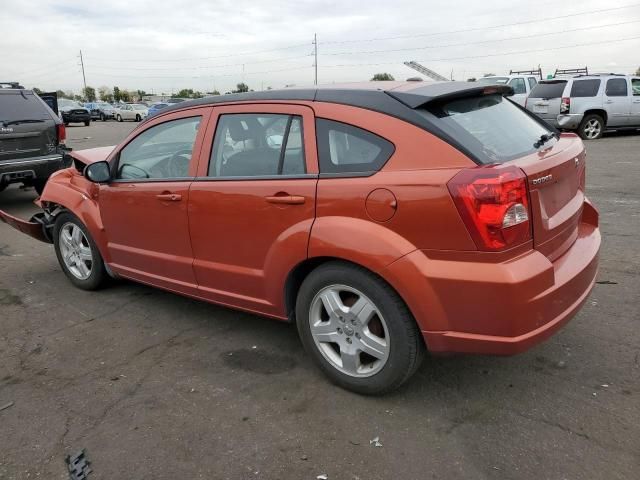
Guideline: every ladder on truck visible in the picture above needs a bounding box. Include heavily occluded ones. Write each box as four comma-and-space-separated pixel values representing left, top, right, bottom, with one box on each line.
553, 67, 588, 78
510, 68, 543, 80
403, 61, 449, 82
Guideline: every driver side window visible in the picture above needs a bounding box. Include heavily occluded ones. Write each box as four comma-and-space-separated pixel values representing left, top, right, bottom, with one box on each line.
117, 116, 201, 180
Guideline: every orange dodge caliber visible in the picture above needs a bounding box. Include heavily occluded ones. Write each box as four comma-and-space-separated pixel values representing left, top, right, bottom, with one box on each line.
0, 82, 600, 394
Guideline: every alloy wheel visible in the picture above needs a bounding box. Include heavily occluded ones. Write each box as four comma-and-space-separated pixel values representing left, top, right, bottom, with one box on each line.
59, 223, 93, 280
583, 118, 602, 139
309, 284, 390, 378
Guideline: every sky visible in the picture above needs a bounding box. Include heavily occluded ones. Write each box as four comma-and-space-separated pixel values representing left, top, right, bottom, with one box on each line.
2, 0, 639, 96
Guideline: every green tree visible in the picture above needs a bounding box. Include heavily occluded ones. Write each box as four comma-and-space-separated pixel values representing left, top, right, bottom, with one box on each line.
113, 86, 121, 102
56, 89, 72, 99
98, 86, 113, 102
174, 88, 194, 98
120, 90, 131, 102
371, 73, 395, 81
83, 86, 96, 101
232, 83, 249, 93
136, 89, 146, 101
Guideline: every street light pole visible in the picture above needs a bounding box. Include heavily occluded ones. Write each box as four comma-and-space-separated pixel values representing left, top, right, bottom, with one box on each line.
79, 50, 87, 97
313, 33, 318, 85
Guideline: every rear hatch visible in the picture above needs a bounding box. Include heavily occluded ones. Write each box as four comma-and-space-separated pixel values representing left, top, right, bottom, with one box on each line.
0, 90, 58, 162
407, 87, 583, 261
526, 80, 567, 123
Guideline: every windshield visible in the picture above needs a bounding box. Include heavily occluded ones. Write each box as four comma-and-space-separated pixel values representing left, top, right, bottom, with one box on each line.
421, 93, 554, 164
529, 81, 567, 99
476, 77, 510, 85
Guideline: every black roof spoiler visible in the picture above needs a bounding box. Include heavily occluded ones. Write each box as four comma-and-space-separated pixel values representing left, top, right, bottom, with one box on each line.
386, 82, 514, 109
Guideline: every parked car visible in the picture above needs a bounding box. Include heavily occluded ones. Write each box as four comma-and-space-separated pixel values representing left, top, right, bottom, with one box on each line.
0, 85, 68, 194
84, 102, 116, 121
476, 74, 539, 106
114, 103, 148, 122
0, 82, 600, 394
58, 99, 91, 126
147, 103, 169, 117
526, 74, 640, 139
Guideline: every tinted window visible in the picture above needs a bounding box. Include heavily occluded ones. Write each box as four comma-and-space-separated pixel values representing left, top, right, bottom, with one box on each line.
508, 77, 526, 94
529, 81, 567, 99
605, 78, 628, 97
208, 113, 305, 177
316, 119, 394, 174
0, 92, 51, 122
117, 116, 201, 180
632, 79, 640, 96
570, 79, 601, 97
528, 77, 537, 89
421, 93, 553, 164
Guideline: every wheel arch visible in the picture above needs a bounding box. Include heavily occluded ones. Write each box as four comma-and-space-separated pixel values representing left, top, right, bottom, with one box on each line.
583, 109, 608, 125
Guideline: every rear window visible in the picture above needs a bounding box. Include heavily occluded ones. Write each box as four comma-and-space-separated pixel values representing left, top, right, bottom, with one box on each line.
0, 92, 51, 122
529, 81, 567, 99
421, 93, 553, 164
570, 79, 601, 97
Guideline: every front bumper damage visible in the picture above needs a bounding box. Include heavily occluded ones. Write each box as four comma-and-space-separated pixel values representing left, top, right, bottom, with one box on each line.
0, 208, 54, 244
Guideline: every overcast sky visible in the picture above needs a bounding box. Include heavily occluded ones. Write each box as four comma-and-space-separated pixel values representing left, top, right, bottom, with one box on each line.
3, 0, 639, 95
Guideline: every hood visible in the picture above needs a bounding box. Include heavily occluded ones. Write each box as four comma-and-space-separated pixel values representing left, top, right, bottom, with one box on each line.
69, 146, 115, 169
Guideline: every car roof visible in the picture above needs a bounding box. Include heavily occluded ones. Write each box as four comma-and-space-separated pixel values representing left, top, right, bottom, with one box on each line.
156, 81, 513, 117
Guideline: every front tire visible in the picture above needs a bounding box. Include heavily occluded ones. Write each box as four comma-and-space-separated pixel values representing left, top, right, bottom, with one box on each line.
578, 114, 604, 140
84, 120, 90, 126
53, 213, 107, 290
100, 113, 105, 121
296, 261, 424, 395
135, 114, 141, 122
117, 114, 123, 122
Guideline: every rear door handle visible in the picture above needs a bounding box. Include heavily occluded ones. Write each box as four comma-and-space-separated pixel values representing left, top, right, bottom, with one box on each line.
156, 193, 182, 202
265, 195, 305, 205
605, 100, 614, 104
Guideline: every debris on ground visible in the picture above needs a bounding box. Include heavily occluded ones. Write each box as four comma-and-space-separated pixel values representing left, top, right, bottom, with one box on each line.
596, 280, 617, 285
317, 475, 328, 480
0, 401, 14, 412
66, 449, 92, 480
300, 454, 308, 460
369, 437, 382, 447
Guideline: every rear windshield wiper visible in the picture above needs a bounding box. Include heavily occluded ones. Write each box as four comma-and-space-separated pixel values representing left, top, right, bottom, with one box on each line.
533, 132, 557, 149
2, 119, 46, 126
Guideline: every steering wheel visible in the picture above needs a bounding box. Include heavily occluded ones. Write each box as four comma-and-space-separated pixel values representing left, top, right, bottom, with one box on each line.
166, 149, 192, 177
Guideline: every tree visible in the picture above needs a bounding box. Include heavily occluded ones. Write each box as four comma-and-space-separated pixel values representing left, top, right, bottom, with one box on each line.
232, 83, 249, 93
371, 73, 395, 81
208, 89, 221, 95
120, 90, 131, 102
113, 86, 121, 102
136, 89, 146, 101
174, 88, 194, 98
83, 86, 96, 101
56, 89, 72, 99
98, 86, 113, 102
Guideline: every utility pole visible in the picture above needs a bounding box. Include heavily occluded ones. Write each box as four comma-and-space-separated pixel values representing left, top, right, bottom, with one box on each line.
313, 33, 318, 85
79, 50, 87, 97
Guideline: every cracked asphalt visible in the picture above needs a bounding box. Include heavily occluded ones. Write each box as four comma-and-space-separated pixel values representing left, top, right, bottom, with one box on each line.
1, 122, 639, 479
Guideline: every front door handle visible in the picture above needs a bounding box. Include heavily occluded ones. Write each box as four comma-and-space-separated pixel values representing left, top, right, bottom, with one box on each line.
265, 194, 305, 205
156, 193, 182, 202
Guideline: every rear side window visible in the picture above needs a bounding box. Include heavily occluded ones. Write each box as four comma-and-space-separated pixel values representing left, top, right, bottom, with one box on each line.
0, 92, 51, 122
632, 79, 640, 96
508, 78, 526, 94
316, 119, 394, 174
421, 93, 553, 164
528, 77, 537, 89
605, 78, 628, 97
570, 79, 601, 97
529, 81, 567, 99
208, 113, 305, 177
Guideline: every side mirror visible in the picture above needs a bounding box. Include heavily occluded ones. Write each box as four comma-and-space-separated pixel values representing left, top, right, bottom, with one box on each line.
84, 161, 111, 183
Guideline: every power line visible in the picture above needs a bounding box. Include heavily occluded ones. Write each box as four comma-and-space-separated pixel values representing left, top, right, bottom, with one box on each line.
321, 2, 640, 45
321, 19, 640, 57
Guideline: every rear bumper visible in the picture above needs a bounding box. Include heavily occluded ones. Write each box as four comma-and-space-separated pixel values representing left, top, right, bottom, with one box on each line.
62, 112, 91, 123
557, 113, 584, 130
0, 153, 68, 186
385, 200, 600, 355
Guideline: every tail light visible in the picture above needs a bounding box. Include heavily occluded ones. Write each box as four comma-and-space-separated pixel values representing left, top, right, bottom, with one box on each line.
56, 123, 66, 144
560, 97, 570, 114
448, 165, 532, 251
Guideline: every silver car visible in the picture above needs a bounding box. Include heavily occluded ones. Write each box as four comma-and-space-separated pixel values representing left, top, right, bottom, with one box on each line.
526, 74, 640, 139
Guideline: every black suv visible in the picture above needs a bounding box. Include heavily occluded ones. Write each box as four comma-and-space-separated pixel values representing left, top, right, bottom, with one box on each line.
0, 83, 70, 194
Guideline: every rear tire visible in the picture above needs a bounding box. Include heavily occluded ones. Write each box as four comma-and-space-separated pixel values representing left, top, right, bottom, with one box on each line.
135, 114, 141, 122
100, 113, 105, 121
53, 212, 108, 290
84, 120, 90, 126
117, 115, 122, 122
296, 261, 424, 395
578, 114, 604, 140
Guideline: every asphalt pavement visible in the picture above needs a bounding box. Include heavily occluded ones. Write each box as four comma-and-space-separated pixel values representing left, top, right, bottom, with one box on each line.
0, 122, 638, 479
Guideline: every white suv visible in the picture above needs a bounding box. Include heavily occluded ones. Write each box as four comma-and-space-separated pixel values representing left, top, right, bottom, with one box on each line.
526, 74, 640, 139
